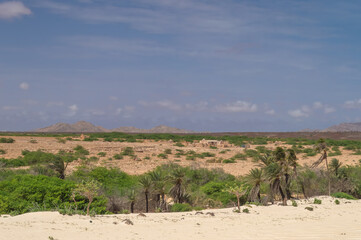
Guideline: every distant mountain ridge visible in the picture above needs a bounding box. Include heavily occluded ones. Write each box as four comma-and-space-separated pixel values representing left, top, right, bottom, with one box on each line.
34, 121, 195, 133
299, 122, 361, 132
322, 122, 361, 132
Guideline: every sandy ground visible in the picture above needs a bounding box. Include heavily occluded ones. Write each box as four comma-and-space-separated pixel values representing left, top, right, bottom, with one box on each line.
0, 196, 360, 240
1, 136, 361, 176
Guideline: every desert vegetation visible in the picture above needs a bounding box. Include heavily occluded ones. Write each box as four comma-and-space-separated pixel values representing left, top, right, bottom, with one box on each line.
0, 133, 361, 216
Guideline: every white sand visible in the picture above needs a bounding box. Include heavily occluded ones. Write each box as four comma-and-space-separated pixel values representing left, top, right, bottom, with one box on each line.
1, 196, 360, 240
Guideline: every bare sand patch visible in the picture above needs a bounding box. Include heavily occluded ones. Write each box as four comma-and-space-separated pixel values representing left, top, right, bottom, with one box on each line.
0, 196, 360, 240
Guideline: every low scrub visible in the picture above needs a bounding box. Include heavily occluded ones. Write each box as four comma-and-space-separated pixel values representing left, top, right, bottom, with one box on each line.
0, 138, 15, 143
331, 192, 357, 200
170, 203, 192, 212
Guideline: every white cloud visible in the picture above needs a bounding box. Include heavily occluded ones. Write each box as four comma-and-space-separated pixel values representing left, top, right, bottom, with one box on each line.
0, 1, 31, 20
215, 101, 258, 113
288, 109, 309, 118
265, 109, 276, 115
19, 82, 29, 90
344, 99, 361, 109
69, 104, 78, 112
139, 100, 182, 111
313, 101, 323, 109
290, 102, 336, 118
67, 104, 78, 117
324, 106, 336, 114
115, 108, 122, 115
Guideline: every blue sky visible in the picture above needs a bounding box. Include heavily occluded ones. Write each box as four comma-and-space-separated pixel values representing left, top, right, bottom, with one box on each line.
1, 0, 361, 132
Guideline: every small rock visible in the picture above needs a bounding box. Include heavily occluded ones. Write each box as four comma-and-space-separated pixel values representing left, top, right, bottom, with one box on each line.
206, 212, 215, 216
113, 222, 118, 225
197, 223, 200, 225
138, 213, 146, 217
89, 220, 93, 223
195, 212, 204, 215
122, 219, 134, 225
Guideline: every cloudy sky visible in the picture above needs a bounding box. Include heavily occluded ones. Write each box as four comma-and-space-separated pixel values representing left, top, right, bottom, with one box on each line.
1, 0, 361, 131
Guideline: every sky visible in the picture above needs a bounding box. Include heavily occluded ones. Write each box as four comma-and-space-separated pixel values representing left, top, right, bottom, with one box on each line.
0, 0, 361, 132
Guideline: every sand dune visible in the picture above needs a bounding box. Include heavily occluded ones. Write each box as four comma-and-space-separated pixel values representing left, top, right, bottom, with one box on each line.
1, 196, 360, 240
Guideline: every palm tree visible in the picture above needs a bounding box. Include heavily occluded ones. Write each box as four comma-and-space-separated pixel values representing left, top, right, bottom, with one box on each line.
127, 189, 136, 213
246, 168, 264, 202
149, 170, 168, 211
283, 149, 298, 199
169, 168, 186, 204
259, 153, 274, 167
139, 175, 152, 213
311, 139, 331, 195
266, 162, 287, 205
330, 158, 342, 177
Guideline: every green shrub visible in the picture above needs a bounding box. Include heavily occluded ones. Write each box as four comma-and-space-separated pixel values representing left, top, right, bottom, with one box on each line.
210, 146, 217, 149
331, 192, 357, 200
223, 158, 236, 164
56, 138, 66, 144
0, 138, 15, 143
0, 149, 6, 155
73, 145, 89, 156
0, 175, 107, 215
170, 203, 192, 212
313, 198, 322, 204
174, 143, 185, 147
97, 152, 106, 157
201, 181, 239, 206
292, 200, 298, 207
242, 208, 250, 213
157, 153, 168, 159
335, 199, 340, 205
113, 154, 123, 160
305, 207, 313, 211
233, 153, 247, 160
164, 149, 172, 154
122, 147, 134, 156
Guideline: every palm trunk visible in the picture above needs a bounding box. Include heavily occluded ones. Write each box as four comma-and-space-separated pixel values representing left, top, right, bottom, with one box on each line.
145, 192, 149, 213
237, 195, 240, 212
285, 173, 292, 199
279, 185, 287, 206
325, 153, 331, 196
130, 201, 134, 213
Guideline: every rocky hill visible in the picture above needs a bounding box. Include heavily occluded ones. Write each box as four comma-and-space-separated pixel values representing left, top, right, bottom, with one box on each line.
35, 121, 110, 133
322, 122, 361, 132
34, 121, 195, 133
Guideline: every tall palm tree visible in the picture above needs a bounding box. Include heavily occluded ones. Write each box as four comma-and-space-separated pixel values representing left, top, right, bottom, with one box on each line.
246, 168, 264, 202
149, 170, 168, 210
139, 175, 152, 213
283, 149, 298, 199
265, 162, 287, 205
311, 139, 331, 195
169, 168, 186, 204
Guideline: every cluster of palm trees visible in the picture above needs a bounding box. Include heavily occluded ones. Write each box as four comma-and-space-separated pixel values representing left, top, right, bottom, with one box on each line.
246, 139, 336, 205
136, 167, 189, 213
246, 147, 298, 205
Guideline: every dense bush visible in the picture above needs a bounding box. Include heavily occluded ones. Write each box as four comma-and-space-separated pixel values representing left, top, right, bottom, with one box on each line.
0, 175, 107, 215
170, 203, 192, 212
0, 138, 15, 143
